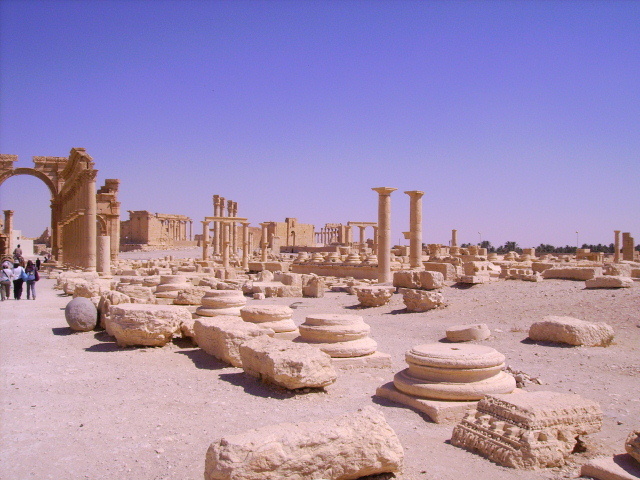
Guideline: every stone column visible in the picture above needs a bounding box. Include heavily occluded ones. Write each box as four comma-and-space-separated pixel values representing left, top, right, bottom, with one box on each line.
260, 223, 269, 262
241, 222, 250, 270
3, 210, 13, 255
96, 235, 111, 275
451, 229, 458, 247
231, 201, 238, 254
614, 230, 621, 263
372, 226, 378, 250
201, 220, 210, 260
372, 187, 397, 283
85, 172, 97, 271
358, 226, 366, 246
212, 196, 220, 255
222, 222, 230, 268
622, 232, 634, 261
405, 190, 424, 269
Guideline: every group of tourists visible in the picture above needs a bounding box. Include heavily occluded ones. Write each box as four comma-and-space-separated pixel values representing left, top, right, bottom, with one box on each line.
1, 245, 41, 301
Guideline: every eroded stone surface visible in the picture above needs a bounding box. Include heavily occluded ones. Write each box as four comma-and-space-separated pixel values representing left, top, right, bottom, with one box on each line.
451, 391, 603, 469
194, 316, 274, 367
196, 290, 247, 317
109, 303, 191, 347
98, 290, 131, 332
626, 429, 640, 464
65, 297, 98, 331
239, 336, 336, 389
400, 288, 445, 312
354, 286, 395, 307
529, 316, 614, 347
541, 267, 603, 280
204, 406, 403, 480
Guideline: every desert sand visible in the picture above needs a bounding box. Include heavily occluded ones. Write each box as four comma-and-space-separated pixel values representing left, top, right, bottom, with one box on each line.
1, 248, 638, 480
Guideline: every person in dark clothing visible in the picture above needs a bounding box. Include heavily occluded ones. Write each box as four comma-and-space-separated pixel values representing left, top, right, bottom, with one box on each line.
12, 262, 25, 300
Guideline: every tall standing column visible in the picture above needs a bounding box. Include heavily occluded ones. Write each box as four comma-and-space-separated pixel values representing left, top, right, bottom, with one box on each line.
201, 221, 210, 260
85, 172, 97, 271
260, 223, 269, 262
241, 222, 250, 270
212, 196, 220, 255
231, 202, 238, 255
451, 229, 458, 247
614, 230, 621, 263
358, 225, 366, 247
3, 210, 14, 255
222, 223, 230, 268
405, 190, 424, 269
372, 187, 397, 283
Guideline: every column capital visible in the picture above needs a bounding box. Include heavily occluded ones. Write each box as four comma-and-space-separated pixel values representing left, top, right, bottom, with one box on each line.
372, 187, 397, 196
404, 190, 424, 198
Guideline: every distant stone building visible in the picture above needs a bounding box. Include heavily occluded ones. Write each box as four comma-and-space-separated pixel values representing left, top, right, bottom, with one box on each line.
262, 218, 315, 248
120, 210, 194, 250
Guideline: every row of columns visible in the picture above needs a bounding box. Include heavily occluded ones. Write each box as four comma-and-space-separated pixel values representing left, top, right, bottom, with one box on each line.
161, 218, 192, 242
372, 187, 424, 283
212, 195, 239, 255
202, 216, 250, 269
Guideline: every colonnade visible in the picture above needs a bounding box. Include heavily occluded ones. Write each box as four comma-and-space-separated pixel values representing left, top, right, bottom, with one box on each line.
212, 195, 240, 255
160, 218, 192, 242
202, 214, 250, 269
371, 187, 425, 283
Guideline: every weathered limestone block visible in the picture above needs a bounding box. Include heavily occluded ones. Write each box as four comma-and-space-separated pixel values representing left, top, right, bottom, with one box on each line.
451, 391, 603, 469
239, 336, 337, 389
196, 290, 247, 317
240, 305, 296, 333
354, 286, 395, 307
204, 406, 403, 480
116, 284, 156, 304
463, 261, 500, 278
194, 316, 274, 367
65, 297, 98, 332
142, 276, 161, 287
585, 276, 633, 289
56, 271, 99, 291
108, 303, 191, 347
154, 275, 192, 299
63, 278, 88, 295
446, 323, 490, 342
393, 270, 445, 290
98, 290, 131, 331
400, 288, 445, 312
626, 430, 640, 464
298, 314, 377, 357
173, 286, 212, 305
541, 267, 603, 280
273, 272, 303, 286
424, 262, 458, 281
302, 274, 325, 298
529, 316, 614, 347
73, 279, 114, 299
393, 343, 516, 401
458, 275, 487, 285
604, 263, 632, 277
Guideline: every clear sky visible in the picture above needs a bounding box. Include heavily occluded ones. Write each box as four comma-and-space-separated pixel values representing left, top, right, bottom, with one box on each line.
1, 0, 638, 249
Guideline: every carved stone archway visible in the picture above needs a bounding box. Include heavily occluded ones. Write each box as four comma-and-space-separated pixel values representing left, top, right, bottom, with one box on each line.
0, 148, 120, 270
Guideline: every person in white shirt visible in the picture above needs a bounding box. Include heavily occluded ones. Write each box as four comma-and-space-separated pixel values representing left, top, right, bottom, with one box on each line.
1, 261, 13, 301
12, 262, 26, 300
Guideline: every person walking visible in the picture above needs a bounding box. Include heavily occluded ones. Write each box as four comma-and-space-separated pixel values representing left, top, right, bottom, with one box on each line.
12, 262, 26, 300
35, 257, 41, 270
13, 244, 23, 262
24, 260, 39, 300
1, 261, 13, 301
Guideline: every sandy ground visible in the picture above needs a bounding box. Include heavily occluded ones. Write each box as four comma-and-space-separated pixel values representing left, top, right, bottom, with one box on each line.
1, 248, 639, 480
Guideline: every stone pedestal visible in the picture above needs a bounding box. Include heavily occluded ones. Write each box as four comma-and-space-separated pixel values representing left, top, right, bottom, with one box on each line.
96, 235, 111, 275
196, 290, 247, 317
155, 275, 192, 299
240, 305, 297, 339
377, 343, 515, 423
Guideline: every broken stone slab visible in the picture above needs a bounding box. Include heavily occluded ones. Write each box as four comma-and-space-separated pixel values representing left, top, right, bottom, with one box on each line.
400, 288, 445, 312
173, 286, 212, 305
581, 455, 640, 480
239, 336, 336, 390
108, 303, 192, 347
541, 266, 603, 280
116, 284, 156, 304
393, 270, 445, 290
528, 316, 614, 347
451, 391, 603, 469
204, 406, 403, 480
458, 275, 487, 285
193, 316, 274, 367
98, 290, 131, 331
585, 276, 634, 289
446, 323, 490, 342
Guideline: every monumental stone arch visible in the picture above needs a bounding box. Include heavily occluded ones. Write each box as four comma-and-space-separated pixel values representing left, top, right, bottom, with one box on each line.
0, 148, 120, 271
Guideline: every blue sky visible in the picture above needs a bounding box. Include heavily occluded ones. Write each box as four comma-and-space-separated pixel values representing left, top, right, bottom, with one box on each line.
1, 0, 638, 248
